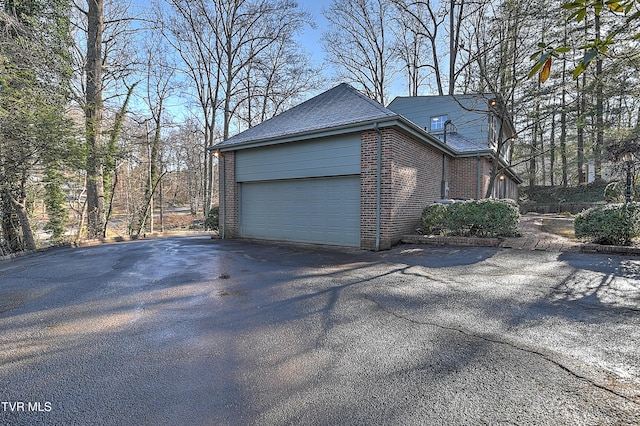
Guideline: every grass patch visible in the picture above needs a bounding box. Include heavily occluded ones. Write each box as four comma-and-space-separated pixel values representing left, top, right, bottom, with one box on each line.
541, 218, 576, 239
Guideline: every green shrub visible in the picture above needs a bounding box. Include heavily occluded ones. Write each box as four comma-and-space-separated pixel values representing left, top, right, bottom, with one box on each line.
574, 203, 640, 245
421, 203, 446, 234
420, 199, 520, 238
204, 206, 219, 230
603, 181, 624, 203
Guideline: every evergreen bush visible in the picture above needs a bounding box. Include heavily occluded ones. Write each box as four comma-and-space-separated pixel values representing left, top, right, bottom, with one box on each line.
421, 199, 520, 238
204, 206, 219, 230
574, 203, 640, 245
421, 203, 446, 234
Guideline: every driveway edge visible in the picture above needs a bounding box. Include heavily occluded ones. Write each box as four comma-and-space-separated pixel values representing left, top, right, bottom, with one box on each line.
402, 234, 640, 256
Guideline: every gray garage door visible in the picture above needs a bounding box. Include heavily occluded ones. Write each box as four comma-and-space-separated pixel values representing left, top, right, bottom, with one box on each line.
240, 176, 360, 247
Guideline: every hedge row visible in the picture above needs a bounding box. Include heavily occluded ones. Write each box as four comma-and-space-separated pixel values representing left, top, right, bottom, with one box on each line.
421, 199, 520, 238
574, 203, 640, 245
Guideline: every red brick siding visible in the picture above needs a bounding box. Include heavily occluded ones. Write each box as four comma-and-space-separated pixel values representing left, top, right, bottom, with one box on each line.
450, 157, 480, 199
220, 151, 239, 238
450, 156, 519, 200
361, 128, 444, 250
360, 130, 379, 250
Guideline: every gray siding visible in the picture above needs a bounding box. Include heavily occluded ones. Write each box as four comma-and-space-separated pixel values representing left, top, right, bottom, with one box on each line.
388, 95, 490, 148
235, 134, 361, 182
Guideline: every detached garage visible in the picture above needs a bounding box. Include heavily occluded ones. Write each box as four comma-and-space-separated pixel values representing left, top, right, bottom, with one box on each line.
215, 83, 459, 250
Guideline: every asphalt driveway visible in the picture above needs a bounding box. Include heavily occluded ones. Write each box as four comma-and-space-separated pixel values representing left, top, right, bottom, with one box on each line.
0, 236, 639, 425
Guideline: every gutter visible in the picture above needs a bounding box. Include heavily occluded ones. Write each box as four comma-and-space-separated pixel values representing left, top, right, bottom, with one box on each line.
214, 116, 457, 157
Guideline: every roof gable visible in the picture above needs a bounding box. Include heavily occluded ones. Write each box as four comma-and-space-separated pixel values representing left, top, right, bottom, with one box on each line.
215, 83, 398, 148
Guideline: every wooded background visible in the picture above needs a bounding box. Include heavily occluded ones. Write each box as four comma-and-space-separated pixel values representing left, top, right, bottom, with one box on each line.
1, 0, 638, 255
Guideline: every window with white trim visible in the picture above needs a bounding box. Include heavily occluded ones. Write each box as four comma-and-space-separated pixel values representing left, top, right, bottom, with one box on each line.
430, 115, 448, 131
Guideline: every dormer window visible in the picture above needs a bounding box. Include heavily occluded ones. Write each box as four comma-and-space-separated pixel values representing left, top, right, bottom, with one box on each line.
430, 115, 448, 131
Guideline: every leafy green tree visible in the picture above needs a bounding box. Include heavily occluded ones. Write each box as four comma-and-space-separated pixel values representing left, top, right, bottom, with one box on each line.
0, 0, 73, 253
44, 164, 68, 244
530, 0, 640, 79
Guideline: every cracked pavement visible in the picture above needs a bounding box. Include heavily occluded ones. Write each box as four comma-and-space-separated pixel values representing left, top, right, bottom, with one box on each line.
0, 236, 639, 425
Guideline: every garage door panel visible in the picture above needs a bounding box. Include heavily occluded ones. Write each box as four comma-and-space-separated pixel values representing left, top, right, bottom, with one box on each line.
240, 176, 360, 247
236, 135, 361, 182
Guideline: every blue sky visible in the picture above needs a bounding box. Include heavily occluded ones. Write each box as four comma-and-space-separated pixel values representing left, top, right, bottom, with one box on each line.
296, 0, 331, 67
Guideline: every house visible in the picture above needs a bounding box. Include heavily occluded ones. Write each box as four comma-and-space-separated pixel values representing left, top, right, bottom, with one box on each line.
387, 94, 520, 200
214, 84, 520, 250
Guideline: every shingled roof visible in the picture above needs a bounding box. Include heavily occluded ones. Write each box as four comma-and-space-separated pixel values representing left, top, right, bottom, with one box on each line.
433, 132, 488, 153
215, 83, 399, 149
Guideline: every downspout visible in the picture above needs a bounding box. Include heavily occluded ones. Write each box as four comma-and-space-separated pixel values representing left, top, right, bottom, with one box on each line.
477, 154, 482, 199
375, 123, 382, 251
442, 154, 446, 198
219, 152, 226, 239
442, 123, 448, 199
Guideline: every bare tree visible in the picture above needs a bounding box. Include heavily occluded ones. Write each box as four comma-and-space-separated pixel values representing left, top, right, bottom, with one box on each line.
163, 121, 206, 215
237, 33, 323, 129
71, 0, 139, 238
82, 0, 106, 239
323, 0, 395, 104
460, 0, 539, 196
133, 29, 177, 235
159, 0, 221, 216
391, 0, 447, 95
392, 1, 430, 96
161, 0, 315, 214
212, 0, 312, 140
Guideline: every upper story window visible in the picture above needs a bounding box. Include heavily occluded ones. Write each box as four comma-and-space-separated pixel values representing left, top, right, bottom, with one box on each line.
430, 115, 448, 132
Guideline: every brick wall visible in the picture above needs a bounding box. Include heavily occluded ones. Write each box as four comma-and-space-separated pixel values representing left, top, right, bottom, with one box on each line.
219, 151, 239, 238
360, 130, 379, 250
450, 156, 519, 200
361, 128, 444, 250
450, 157, 481, 199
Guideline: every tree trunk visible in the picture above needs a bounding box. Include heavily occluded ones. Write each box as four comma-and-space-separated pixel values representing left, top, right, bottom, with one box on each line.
85, 0, 105, 239
6, 192, 36, 251
1, 196, 23, 253
560, 49, 568, 187
577, 75, 586, 184
529, 84, 540, 189
136, 116, 162, 235
594, 13, 603, 181
103, 83, 137, 235
549, 112, 556, 186
485, 116, 506, 198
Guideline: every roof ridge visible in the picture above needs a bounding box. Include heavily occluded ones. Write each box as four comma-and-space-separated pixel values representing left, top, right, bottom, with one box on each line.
215, 83, 399, 148
337, 83, 397, 116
